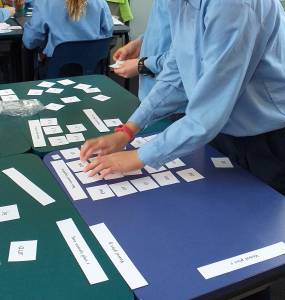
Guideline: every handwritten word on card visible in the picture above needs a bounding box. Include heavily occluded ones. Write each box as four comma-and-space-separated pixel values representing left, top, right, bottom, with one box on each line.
90, 223, 148, 289
198, 242, 285, 279
57, 218, 108, 285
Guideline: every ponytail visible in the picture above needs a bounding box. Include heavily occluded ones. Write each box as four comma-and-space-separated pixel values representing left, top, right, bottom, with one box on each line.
65, 0, 87, 22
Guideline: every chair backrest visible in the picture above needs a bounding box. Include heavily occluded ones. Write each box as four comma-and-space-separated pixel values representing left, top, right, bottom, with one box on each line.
46, 38, 112, 79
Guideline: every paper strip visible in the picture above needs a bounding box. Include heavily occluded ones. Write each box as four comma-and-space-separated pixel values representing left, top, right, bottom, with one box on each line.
28, 120, 46, 148
90, 223, 148, 289
57, 218, 108, 285
50, 160, 87, 201
198, 242, 285, 279
2, 168, 55, 206
83, 109, 110, 133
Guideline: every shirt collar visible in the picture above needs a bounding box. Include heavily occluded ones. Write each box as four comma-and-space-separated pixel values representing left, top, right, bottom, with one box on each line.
186, 0, 202, 9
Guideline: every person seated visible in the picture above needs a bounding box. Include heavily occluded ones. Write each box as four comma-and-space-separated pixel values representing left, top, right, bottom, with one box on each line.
22, 0, 113, 60
0, 6, 14, 21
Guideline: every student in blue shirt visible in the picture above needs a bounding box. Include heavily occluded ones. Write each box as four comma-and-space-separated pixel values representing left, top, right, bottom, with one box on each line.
22, 0, 113, 58
0, 6, 14, 21
111, 0, 171, 100
81, 0, 285, 200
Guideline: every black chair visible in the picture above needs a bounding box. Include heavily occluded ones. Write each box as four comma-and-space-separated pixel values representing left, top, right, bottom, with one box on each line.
46, 38, 112, 79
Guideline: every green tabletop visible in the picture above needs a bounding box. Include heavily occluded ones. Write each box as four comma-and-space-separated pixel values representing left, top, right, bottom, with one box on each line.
0, 75, 140, 156
0, 115, 31, 157
0, 18, 23, 40
0, 154, 134, 300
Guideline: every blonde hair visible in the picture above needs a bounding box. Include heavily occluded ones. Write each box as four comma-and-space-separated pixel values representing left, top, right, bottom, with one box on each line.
65, 0, 87, 22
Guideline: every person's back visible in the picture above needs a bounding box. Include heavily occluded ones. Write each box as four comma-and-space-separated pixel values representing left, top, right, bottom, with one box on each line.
23, 0, 113, 57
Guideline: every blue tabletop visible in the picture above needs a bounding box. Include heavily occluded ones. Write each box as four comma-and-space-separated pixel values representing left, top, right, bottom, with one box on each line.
44, 144, 285, 300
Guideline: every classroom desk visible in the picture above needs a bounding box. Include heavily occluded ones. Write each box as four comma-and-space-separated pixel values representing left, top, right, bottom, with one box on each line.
0, 115, 30, 157
0, 154, 134, 300
0, 75, 140, 156
44, 143, 285, 300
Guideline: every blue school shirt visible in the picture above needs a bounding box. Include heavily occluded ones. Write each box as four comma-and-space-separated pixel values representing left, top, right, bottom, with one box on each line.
139, 0, 171, 100
129, 0, 285, 168
23, 0, 113, 57
0, 8, 10, 22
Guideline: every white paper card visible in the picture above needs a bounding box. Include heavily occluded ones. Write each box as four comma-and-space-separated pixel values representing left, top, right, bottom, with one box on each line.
56, 218, 108, 285
27, 89, 43, 96
83, 109, 110, 133
66, 159, 88, 173
176, 168, 205, 182
0, 89, 14, 96
103, 118, 123, 127
198, 242, 285, 280
103, 172, 124, 180
109, 60, 125, 69
45, 103, 65, 111
123, 170, 143, 176
131, 137, 148, 149
49, 136, 69, 147
74, 83, 92, 90
109, 181, 137, 197
51, 160, 87, 201
151, 171, 180, 186
60, 96, 81, 104
144, 165, 167, 174
57, 79, 75, 86
66, 133, 85, 143
2, 168, 55, 206
28, 120, 46, 148
66, 124, 87, 133
165, 158, 186, 169
0, 204, 20, 223
87, 184, 115, 201
84, 87, 101, 94
43, 125, 63, 135
131, 176, 159, 192
8, 240, 37, 262
92, 95, 111, 102
90, 223, 148, 289
211, 157, 234, 168
37, 81, 55, 88
60, 148, 80, 160
1, 95, 19, 102
52, 154, 61, 160
76, 172, 102, 184
46, 88, 64, 94
40, 118, 58, 127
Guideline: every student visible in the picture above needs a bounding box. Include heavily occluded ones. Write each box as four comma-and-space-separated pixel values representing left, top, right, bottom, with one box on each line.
0, 6, 14, 21
112, 0, 171, 100
22, 0, 113, 58
0, 0, 16, 21
81, 0, 285, 206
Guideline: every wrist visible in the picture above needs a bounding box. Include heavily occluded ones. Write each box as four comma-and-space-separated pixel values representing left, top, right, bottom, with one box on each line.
114, 124, 135, 142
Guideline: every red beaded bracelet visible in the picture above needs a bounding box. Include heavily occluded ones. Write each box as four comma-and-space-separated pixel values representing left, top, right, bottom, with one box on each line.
114, 124, 134, 141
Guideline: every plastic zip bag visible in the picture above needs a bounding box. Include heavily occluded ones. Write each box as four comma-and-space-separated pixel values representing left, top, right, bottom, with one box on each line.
0, 99, 45, 117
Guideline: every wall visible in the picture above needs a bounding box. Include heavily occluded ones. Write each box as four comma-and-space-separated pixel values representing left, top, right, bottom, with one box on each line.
130, 0, 153, 39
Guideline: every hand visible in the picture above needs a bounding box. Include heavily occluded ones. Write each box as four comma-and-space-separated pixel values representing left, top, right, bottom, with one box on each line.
113, 59, 139, 78
83, 150, 144, 178
80, 132, 130, 161
113, 38, 142, 61
7, 6, 15, 16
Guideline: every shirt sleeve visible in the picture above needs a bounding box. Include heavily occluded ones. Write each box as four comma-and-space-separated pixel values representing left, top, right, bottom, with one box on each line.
129, 45, 188, 129
136, 1, 262, 168
100, 3, 114, 38
0, 8, 10, 22
22, 1, 47, 50
144, 49, 170, 75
